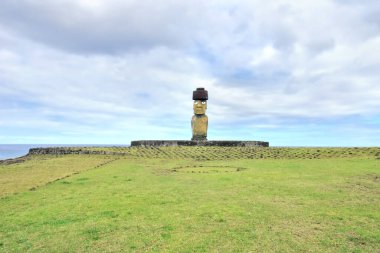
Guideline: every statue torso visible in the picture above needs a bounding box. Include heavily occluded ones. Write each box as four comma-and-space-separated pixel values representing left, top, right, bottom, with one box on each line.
192, 114, 208, 140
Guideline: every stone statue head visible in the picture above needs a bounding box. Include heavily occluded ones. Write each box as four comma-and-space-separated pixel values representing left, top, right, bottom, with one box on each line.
193, 100, 207, 115
193, 87, 208, 115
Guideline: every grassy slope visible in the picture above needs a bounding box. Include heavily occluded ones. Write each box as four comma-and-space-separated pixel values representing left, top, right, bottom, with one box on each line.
0, 155, 116, 197
0, 148, 379, 252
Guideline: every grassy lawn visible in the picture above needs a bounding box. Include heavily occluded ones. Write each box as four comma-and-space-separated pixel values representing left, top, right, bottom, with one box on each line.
0, 155, 116, 197
0, 148, 379, 252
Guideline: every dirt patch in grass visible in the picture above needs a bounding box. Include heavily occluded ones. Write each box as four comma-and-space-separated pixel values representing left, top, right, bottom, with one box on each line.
171, 165, 248, 174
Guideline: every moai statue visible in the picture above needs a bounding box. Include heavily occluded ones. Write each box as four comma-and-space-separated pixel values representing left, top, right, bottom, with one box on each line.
192, 87, 208, 141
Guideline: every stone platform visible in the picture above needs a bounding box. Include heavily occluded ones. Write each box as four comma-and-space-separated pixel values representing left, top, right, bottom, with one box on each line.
131, 140, 269, 147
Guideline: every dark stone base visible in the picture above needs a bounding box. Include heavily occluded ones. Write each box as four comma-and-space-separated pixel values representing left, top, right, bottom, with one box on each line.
130, 140, 269, 147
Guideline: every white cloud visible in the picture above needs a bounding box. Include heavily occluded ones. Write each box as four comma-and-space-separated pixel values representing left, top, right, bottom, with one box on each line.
250, 45, 280, 67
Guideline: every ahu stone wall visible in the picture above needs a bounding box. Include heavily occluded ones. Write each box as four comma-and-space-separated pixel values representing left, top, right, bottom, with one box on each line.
28, 148, 122, 156
131, 140, 269, 147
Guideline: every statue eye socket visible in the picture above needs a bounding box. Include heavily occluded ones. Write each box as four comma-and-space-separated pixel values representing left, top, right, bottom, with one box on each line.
201, 101, 206, 104
194, 101, 198, 104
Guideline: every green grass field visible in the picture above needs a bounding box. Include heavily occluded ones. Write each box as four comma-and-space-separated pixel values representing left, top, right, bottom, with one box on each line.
0, 147, 379, 252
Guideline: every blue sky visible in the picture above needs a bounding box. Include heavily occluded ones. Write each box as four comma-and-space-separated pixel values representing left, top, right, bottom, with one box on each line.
0, 0, 380, 146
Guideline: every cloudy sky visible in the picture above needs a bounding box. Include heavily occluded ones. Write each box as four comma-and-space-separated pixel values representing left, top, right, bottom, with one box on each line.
0, 0, 380, 146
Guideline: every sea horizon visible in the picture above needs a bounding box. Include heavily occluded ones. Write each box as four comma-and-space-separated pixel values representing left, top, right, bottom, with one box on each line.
0, 144, 130, 160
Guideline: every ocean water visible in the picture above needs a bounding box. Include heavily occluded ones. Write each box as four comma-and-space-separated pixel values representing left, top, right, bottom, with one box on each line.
0, 144, 51, 160
0, 144, 126, 160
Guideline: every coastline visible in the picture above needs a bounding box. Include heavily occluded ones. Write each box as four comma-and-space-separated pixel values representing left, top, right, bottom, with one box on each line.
0, 144, 130, 161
